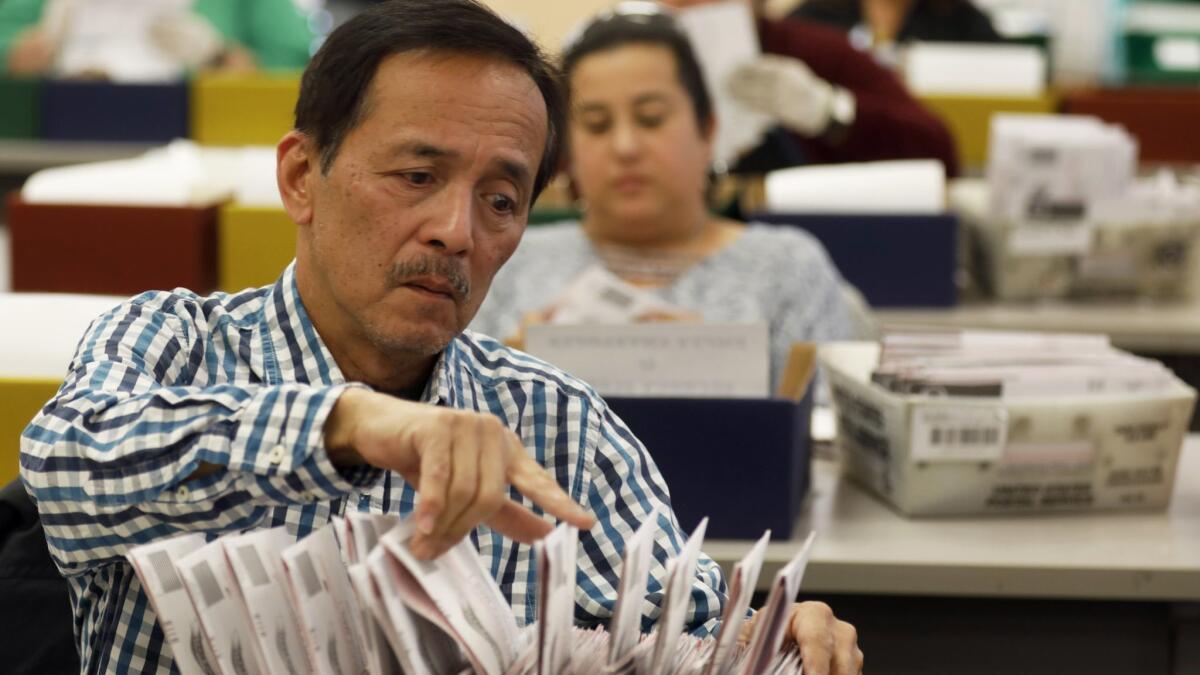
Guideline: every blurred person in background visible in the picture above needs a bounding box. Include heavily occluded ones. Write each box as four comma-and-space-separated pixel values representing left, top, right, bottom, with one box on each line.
1, 0, 316, 78
660, 0, 958, 174
470, 4, 869, 390
791, 0, 1001, 60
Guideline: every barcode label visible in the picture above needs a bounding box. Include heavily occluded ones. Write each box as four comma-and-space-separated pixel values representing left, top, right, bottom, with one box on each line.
148, 550, 183, 594
192, 560, 224, 608
911, 406, 1007, 462
295, 551, 322, 598
929, 427, 1001, 447
237, 545, 271, 587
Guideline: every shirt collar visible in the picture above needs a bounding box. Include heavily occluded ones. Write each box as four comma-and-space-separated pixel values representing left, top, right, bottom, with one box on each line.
260, 261, 461, 405
259, 261, 346, 387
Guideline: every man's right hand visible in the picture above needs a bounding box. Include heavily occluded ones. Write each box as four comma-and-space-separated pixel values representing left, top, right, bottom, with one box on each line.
323, 388, 595, 559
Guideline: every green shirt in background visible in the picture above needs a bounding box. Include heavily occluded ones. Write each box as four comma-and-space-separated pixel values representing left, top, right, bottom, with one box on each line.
0, 0, 316, 74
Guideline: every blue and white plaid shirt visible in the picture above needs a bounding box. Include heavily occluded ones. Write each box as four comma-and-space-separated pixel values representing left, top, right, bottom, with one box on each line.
21, 262, 728, 674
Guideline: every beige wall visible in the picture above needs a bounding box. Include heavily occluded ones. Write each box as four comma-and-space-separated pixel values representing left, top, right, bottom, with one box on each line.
481, 0, 617, 54
481, 0, 806, 54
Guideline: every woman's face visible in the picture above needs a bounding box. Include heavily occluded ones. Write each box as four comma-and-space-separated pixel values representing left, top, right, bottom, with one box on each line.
567, 43, 713, 244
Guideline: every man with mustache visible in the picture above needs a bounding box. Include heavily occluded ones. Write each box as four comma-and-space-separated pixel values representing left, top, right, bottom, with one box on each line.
20, 2, 860, 674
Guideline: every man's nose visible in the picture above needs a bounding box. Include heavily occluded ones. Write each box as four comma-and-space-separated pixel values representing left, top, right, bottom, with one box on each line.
420, 185, 475, 255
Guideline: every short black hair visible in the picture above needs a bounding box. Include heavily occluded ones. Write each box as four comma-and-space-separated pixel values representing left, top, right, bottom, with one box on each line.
560, 8, 713, 132
294, 0, 564, 201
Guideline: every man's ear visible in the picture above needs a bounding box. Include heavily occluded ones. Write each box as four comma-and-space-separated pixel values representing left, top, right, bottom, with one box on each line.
277, 130, 318, 227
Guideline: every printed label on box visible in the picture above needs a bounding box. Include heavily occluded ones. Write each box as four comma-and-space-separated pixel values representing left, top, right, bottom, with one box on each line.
1008, 221, 1093, 256
910, 406, 1008, 462
525, 323, 770, 398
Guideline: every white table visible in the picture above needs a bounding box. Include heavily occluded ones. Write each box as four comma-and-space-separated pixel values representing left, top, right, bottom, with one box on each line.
706, 436, 1200, 600
874, 302, 1200, 355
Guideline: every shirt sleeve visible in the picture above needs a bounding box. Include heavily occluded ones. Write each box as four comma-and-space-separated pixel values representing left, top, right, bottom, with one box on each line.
572, 399, 730, 637
758, 17, 960, 176
19, 296, 381, 574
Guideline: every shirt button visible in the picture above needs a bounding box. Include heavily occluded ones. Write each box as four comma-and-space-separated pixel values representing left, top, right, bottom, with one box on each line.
267, 445, 287, 465
176, 485, 190, 500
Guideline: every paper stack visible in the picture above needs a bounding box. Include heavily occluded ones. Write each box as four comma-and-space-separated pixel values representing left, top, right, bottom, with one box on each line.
129, 514, 816, 675
987, 114, 1137, 226
874, 328, 1176, 399
964, 114, 1200, 300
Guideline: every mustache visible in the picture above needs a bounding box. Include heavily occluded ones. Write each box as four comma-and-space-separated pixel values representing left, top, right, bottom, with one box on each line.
391, 256, 471, 300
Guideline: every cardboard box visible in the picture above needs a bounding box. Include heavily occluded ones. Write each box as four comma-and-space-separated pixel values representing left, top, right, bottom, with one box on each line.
0, 292, 125, 486
190, 72, 300, 146
607, 391, 812, 540
753, 212, 959, 308
0, 379, 61, 485
41, 80, 189, 143
8, 194, 218, 295
218, 204, 295, 292
951, 179, 1200, 302
528, 329, 817, 540
821, 342, 1197, 516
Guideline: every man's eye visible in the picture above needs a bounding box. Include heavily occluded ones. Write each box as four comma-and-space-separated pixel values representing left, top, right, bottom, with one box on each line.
487, 194, 516, 214
402, 171, 434, 186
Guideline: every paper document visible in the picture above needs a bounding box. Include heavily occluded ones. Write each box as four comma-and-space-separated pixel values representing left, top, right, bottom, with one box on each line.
549, 266, 689, 326
764, 160, 946, 214
222, 528, 313, 675
175, 540, 267, 675
281, 526, 368, 675
53, 0, 193, 82
535, 525, 579, 675
526, 323, 770, 398
127, 533, 217, 675
607, 509, 661, 667
676, 2, 772, 167
130, 514, 812, 675
738, 532, 816, 675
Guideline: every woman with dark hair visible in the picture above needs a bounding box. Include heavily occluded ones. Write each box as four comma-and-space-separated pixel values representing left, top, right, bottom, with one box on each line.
792, 0, 1002, 53
470, 3, 869, 392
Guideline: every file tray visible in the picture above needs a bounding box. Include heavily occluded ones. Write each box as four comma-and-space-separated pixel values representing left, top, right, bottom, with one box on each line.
605, 388, 813, 540
753, 213, 959, 307
0, 292, 124, 486
41, 80, 188, 142
951, 179, 1200, 302
919, 93, 1059, 169
218, 204, 296, 292
190, 72, 300, 145
7, 193, 218, 295
821, 342, 1197, 516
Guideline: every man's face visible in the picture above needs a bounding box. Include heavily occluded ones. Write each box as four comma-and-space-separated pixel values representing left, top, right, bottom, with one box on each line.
289, 51, 548, 360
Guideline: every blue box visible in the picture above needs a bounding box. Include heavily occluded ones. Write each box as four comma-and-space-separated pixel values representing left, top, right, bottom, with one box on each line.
606, 389, 813, 540
41, 80, 189, 142
752, 213, 959, 308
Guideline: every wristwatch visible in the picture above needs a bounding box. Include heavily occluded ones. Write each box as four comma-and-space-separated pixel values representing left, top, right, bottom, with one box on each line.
821, 86, 857, 143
